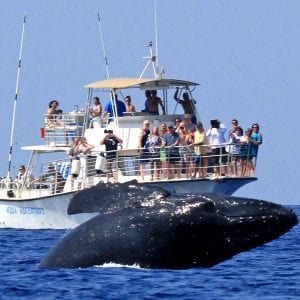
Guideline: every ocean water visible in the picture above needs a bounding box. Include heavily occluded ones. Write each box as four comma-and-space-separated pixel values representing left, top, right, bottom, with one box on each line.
0, 207, 299, 300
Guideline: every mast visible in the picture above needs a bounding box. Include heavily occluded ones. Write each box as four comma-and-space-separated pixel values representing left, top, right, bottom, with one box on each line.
154, 0, 159, 76
139, 0, 164, 80
6, 15, 26, 185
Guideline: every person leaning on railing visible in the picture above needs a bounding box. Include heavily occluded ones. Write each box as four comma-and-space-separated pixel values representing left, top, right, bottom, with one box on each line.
145, 126, 162, 180
193, 123, 208, 178
249, 123, 263, 175
15, 164, 34, 188
159, 123, 168, 178
162, 124, 180, 179
229, 126, 244, 177
239, 128, 252, 176
32, 163, 65, 194
206, 119, 227, 178
138, 120, 151, 181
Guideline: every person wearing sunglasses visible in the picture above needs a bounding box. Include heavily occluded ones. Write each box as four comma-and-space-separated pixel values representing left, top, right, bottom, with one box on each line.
250, 123, 263, 174
228, 118, 243, 136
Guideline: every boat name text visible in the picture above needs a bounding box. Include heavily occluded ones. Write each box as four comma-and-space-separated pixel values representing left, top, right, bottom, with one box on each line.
6, 206, 45, 215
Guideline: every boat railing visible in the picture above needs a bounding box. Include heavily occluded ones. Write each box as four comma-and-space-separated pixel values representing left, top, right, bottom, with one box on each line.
0, 158, 71, 199
0, 142, 257, 198
64, 141, 257, 188
41, 113, 86, 146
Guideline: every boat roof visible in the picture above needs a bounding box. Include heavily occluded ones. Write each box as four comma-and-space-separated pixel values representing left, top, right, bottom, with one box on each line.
21, 145, 70, 153
84, 77, 199, 90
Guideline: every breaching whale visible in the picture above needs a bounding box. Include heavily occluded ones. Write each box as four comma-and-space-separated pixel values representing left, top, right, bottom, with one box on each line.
40, 181, 298, 269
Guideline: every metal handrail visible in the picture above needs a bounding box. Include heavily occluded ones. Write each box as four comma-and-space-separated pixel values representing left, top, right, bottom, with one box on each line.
0, 142, 258, 197
42, 113, 85, 146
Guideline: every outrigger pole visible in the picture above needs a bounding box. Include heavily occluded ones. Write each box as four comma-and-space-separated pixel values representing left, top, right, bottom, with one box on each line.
97, 12, 110, 79
6, 15, 26, 186
97, 12, 118, 127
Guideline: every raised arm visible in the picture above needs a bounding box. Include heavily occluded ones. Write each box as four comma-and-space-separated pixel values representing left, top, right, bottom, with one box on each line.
174, 87, 179, 101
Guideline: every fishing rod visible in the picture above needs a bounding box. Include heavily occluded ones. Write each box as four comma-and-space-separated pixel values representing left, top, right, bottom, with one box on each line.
6, 15, 26, 187
97, 12, 118, 127
97, 12, 110, 79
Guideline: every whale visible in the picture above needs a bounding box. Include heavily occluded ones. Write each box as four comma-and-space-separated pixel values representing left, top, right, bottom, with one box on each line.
40, 181, 298, 269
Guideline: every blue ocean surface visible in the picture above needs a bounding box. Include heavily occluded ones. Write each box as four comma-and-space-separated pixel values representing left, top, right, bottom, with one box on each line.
0, 206, 299, 300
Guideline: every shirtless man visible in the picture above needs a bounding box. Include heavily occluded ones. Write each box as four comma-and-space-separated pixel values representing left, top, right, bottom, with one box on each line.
144, 90, 165, 115
174, 87, 196, 115
124, 95, 136, 112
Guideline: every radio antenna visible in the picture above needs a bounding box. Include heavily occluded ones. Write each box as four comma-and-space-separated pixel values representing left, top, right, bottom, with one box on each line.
6, 15, 26, 186
154, 0, 159, 73
139, 1, 164, 80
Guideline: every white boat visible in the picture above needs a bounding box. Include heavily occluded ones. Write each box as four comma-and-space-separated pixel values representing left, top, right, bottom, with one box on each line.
0, 43, 258, 229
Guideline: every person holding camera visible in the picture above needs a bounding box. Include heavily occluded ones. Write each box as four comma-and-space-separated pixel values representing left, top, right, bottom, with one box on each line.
47, 100, 63, 127
100, 130, 123, 183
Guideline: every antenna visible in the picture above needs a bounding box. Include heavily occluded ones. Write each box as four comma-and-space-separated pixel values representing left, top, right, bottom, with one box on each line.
139, 1, 164, 80
154, 0, 159, 72
6, 15, 26, 186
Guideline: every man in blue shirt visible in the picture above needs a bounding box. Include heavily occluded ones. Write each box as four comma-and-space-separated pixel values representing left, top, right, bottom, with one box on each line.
103, 94, 126, 123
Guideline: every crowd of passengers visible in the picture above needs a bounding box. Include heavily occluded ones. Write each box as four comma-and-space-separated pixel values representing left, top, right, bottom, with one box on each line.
47, 87, 196, 128
46, 90, 262, 183
138, 117, 262, 180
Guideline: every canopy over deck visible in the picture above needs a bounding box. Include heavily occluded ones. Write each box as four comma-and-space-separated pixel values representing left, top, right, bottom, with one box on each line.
21, 145, 70, 153
84, 77, 199, 90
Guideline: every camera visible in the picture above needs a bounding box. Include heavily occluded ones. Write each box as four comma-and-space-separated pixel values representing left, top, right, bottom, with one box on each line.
210, 119, 220, 129
104, 129, 113, 134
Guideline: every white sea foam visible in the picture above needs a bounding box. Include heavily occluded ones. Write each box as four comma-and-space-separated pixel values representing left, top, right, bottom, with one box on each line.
95, 262, 142, 269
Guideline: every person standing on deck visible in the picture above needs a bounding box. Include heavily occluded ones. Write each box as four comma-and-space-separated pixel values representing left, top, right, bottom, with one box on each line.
100, 130, 123, 183
249, 123, 263, 175
193, 123, 208, 178
174, 87, 197, 123
162, 124, 180, 179
89, 97, 103, 128
138, 120, 151, 181
103, 94, 126, 123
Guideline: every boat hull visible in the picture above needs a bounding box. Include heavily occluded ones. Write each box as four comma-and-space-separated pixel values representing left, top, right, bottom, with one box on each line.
0, 177, 256, 229
0, 192, 95, 229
